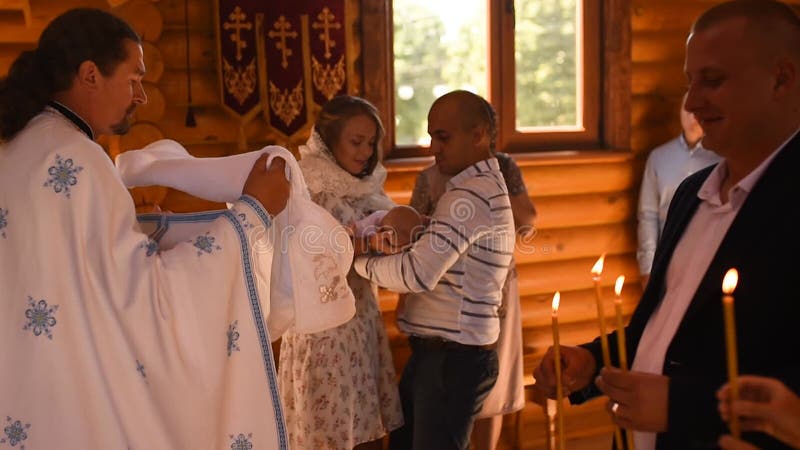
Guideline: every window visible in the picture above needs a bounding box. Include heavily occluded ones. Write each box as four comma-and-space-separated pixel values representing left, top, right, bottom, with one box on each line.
360, 0, 629, 158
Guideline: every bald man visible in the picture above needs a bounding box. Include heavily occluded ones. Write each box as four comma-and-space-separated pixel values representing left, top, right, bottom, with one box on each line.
535, 1, 800, 449
354, 90, 515, 450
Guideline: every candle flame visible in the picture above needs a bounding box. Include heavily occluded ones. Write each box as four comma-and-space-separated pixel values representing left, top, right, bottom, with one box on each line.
722, 268, 739, 294
552, 291, 561, 314
614, 275, 625, 297
591, 254, 606, 276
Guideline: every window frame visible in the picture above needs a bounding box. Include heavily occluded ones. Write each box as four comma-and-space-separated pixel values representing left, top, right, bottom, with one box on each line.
360, 0, 630, 159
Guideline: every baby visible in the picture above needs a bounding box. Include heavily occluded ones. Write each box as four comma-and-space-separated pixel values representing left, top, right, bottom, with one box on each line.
352, 205, 425, 255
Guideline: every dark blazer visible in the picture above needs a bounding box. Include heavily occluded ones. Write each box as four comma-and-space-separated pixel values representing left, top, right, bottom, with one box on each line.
571, 135, 800, 449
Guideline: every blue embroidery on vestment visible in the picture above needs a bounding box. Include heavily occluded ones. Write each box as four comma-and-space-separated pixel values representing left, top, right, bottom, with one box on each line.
43, 154, 83, 198
227, 321, 241, 356
139, 238, 159, 257
136, 360, 147, 380
229, 433, 253, 450
23, 297, 58, 339
1, 416, 30, 448
237, 213, 255, 230
0, 208, 7, 239
221, 211, 287, 447
190, 232, 221, 256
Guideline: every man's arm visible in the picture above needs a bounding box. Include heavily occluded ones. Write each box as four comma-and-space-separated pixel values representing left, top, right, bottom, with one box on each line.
354, 190, 498, 292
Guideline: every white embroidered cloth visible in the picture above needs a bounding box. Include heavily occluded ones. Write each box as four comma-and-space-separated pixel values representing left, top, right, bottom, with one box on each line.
297, 129, 395, 224
0, 109, 286, 449
116, 140, 356, 336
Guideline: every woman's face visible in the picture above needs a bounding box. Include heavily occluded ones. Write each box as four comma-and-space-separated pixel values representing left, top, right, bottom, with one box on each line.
332, 114, 377, 176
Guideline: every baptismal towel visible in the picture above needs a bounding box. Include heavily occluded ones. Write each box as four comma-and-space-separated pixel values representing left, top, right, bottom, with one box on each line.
117, 140, 356, 337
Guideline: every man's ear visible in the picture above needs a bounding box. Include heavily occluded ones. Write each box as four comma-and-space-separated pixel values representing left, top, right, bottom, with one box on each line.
471, 124, 487, 145
76, 60, 101, 90
774, 59, 797, 98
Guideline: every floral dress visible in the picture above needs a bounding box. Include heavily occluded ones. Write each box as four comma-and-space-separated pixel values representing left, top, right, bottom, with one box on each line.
278, 131, 403, 449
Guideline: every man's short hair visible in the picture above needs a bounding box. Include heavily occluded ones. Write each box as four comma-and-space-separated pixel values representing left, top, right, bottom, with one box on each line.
431, 90, 498, 153
692, 0, 800, 58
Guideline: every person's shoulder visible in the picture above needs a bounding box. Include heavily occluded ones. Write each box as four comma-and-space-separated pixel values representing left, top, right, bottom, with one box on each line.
647, 136, 683, 159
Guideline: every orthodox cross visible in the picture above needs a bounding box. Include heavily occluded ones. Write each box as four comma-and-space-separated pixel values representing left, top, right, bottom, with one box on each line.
268, 15, 298, 69
312, 7, 341, 59
223, 6, 252, 62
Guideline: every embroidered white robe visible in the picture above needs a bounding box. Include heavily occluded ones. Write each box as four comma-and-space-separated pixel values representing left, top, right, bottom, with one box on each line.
0, 109, 287, 449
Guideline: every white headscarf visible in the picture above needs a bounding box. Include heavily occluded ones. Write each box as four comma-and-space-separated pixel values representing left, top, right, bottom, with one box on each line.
298, 129, 395, 225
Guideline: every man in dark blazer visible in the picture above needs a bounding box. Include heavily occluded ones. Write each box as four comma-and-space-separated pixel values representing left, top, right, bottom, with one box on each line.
534, 1, 800, 449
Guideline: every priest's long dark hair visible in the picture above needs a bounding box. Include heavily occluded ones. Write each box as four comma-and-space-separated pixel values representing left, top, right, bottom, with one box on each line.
0, 8, 140, 142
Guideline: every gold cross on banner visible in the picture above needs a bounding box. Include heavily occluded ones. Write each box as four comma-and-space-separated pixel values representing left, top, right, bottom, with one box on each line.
223, 6, 253, 62
268, 15, 299, 69
312, 7, 341, 60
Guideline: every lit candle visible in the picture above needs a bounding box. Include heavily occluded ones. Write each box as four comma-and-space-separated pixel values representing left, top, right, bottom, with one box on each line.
592, 255, 623, 450
722, 268, 740, 439
613, 275, 629, 371
551, 292, 565, 450
591, 255, 612, 367
614, 275, 636, 450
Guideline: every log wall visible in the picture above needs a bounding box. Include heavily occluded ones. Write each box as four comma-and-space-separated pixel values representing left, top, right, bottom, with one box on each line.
4, 1, 795, 448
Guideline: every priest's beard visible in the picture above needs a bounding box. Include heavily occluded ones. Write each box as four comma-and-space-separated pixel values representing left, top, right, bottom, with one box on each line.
111, 104, 137, 135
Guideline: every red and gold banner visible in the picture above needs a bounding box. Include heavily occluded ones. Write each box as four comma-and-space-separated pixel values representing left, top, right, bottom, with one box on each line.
216, 0, 356, 141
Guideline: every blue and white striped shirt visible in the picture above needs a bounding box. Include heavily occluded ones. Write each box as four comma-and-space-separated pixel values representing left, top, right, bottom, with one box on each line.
354, 158, 515, 346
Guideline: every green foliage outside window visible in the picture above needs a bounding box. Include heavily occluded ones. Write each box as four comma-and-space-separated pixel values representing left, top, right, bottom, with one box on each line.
393, 0, 578, 146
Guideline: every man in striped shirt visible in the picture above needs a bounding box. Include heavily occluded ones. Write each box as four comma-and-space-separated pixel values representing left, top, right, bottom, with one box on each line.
354, 91, 515, 450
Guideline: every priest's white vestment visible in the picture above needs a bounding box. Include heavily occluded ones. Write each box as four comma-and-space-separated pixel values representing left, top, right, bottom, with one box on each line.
0, 108, 288, 449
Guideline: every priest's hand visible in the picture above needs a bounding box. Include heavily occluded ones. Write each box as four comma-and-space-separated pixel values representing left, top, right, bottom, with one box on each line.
595, 367, 669, 432
533, 345, 597, 399
717, 375, 800, 449
243, 154, 290, 216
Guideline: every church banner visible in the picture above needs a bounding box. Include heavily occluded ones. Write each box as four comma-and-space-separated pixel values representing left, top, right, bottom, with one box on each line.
215, 0, 356, 141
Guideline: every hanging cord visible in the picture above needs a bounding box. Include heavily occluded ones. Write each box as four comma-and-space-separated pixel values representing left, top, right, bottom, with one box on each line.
184, 0, 196, 127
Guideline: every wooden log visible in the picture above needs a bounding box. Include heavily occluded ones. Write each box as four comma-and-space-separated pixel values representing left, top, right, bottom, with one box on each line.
531, 192, 635, 229
632, 30, 687, 64
632, 1, 715, 33
112, 0, 163, 42
158, 0, 214, 30
632, 61, 685, 96
159, 69, 220, 107
519, 286, 641, 329
151, 106, 248, 145
157, 29, 215, 70
0, 0, 107, 43
514, 222, 636, 266
516, 254, 640, 297
119, 122, 163, 152
631, 124, 677, 155
142, 41, 164, 83
134, 83, 166, 122
520, 161, 636, 197
631, 93, 681, 130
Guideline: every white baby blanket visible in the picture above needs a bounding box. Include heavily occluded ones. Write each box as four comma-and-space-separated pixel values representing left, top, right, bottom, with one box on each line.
117, 140, 356, 337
